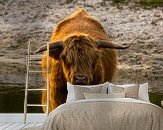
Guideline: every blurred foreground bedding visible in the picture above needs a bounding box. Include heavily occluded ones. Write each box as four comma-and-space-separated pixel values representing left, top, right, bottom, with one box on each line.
42, 98, 163, 130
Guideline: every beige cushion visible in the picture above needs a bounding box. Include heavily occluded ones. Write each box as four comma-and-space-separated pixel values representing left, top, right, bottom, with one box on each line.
74, 85, 104, 100
84, 93, 125, 99
111, 84, 139, 99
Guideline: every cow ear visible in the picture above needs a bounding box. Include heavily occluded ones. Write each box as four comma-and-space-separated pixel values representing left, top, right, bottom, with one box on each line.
96, 40, 130, 49
49, 47, 63, 60
35, 41, 63, 60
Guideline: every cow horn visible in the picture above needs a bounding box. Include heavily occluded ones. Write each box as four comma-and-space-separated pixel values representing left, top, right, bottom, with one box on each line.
35, 41, 63, 53
97, 40, 130, 49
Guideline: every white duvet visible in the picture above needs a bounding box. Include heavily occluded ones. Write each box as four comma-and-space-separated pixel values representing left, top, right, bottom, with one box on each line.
42, 98, 163, 130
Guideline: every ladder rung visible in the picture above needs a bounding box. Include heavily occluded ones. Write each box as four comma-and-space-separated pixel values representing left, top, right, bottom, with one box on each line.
30, 55, 42, 58
28, 55, 42, 61
29, 70, 48, 73
30, 57, 42, 59
28, 89, 47, 91
29, 61, 42, 64
30, 62, 41, 64
27, 104, 47, 107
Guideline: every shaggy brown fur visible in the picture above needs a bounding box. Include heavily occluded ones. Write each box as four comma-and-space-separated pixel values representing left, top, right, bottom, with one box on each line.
41, 8, 117, 112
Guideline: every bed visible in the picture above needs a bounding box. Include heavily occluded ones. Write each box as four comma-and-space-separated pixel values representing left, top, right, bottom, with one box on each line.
42, 82, 163, 130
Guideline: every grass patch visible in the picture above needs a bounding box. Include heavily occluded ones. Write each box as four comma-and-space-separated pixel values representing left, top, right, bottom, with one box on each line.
149, 92, 163, 108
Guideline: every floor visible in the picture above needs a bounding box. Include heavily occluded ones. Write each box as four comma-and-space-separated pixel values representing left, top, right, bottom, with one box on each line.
0, 122, 43, 130
0, 113, 46, 130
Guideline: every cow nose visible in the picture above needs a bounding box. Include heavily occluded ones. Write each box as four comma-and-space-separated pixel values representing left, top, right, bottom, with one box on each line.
74, 74, 88, 85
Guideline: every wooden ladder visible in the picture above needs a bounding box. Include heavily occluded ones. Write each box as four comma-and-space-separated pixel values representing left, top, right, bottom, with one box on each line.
24, 41, 50, 124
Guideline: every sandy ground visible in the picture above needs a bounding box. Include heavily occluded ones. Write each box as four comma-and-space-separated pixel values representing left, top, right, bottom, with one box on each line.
0, 0, 163, 91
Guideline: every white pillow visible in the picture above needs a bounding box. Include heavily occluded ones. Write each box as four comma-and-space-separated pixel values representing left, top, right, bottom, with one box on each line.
66, 82, 108, 103
138, 83, 149, 102
84, 92, 125, 99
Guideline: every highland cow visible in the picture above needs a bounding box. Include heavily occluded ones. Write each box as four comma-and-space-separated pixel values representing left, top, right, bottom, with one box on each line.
35, 8, 129, 112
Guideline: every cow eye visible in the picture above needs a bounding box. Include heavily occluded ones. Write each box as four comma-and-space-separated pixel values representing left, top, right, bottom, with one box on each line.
92, 61, 96, 68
